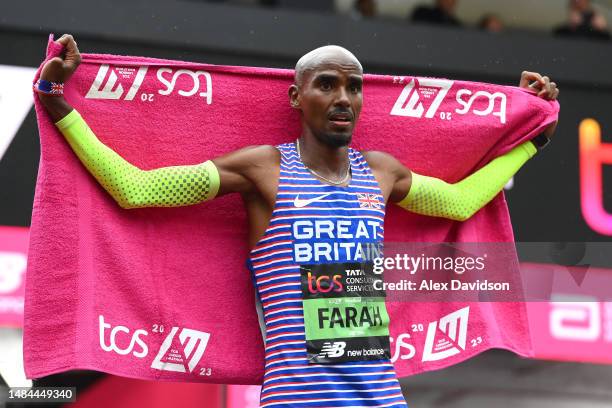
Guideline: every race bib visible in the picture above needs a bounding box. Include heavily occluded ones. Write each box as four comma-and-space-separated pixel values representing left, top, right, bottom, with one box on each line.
300, 262, 391, 363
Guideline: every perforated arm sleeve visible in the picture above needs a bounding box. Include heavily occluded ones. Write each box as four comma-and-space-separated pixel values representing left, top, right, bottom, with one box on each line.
55, 109, 220, 209
396, 141, 537, 221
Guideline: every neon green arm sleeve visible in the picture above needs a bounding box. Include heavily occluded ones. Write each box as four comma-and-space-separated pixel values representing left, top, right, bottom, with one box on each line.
55, 109, 220, 209
396, 141, 537, 221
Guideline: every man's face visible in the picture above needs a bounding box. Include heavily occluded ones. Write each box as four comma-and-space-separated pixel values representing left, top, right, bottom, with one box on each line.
291, 57, 363, 148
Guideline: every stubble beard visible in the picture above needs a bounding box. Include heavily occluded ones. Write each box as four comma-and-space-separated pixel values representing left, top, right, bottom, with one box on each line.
314, 130, 353, 148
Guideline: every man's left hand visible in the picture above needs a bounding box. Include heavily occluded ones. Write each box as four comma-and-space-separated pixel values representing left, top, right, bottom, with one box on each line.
519, 71, 559, 140
519, 71, 559, 100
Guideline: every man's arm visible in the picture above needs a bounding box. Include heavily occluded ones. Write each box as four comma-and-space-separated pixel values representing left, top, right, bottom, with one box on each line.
366, 141, 536, 221
399, 142, 536, 221
38, 35, 271, 209
366, 70, 560, 221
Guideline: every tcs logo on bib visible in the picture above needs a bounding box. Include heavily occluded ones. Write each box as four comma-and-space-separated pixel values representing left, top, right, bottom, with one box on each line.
307, 271, 343, 294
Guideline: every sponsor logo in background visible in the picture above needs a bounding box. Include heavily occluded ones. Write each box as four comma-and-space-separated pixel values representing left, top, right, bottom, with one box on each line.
580, 118, 612, 236
422, 306, 469, 362
0, 65, 37, 162
0, 252, 26, 294
550, 297, 601, 341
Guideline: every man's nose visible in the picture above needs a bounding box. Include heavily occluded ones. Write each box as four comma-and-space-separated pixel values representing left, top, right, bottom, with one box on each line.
334, 87, 351, 108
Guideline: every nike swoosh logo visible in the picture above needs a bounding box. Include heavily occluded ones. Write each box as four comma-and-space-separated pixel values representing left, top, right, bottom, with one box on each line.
293, 193, 334, 208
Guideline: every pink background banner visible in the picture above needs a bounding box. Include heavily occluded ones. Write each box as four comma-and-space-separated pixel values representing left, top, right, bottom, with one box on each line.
0, 225, 29, 327
227, 385, 262, 408
523, 262, 612, 365
529, 301, 612, 365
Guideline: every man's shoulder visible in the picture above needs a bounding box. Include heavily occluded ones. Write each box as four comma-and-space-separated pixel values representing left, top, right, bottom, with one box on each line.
361, 149, 397, 163
214, 144, 280, 174
243, 144, 280, 155
360, 150, 402, 172
233, 144, 280, 162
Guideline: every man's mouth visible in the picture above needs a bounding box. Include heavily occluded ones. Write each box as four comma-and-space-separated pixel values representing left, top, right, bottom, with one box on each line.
328, 112, 353, 127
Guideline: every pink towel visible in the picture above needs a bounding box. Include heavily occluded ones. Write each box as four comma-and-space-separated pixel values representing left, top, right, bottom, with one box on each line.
25, 35, 559, 383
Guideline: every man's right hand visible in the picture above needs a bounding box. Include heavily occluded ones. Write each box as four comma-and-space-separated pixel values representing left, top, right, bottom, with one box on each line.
40, 34, 81, 83
38, 34, 81, 121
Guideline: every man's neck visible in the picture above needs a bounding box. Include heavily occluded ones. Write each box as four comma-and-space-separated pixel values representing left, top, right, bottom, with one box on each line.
297, 134, 350, 180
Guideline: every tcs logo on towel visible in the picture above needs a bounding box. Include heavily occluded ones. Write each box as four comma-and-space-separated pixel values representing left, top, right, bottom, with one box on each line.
390, 77, 507, 124
85, 65, 212, 104
98, 315, 212, 375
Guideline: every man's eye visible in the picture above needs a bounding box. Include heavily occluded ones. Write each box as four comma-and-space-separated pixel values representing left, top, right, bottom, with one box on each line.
321, 82, 332, 91
350, 85, 361, 93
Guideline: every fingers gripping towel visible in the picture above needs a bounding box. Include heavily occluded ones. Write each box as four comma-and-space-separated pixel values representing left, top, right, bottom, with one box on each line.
25, 35, 559, 383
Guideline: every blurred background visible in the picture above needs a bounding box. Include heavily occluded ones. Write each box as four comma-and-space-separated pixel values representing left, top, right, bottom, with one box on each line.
1, 0, 611, 406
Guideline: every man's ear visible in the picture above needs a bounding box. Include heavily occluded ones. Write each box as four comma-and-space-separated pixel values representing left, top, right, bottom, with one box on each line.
288, 84, 300, 109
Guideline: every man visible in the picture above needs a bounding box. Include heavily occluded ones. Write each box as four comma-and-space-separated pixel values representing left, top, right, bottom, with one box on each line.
37, 34, 558, 407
